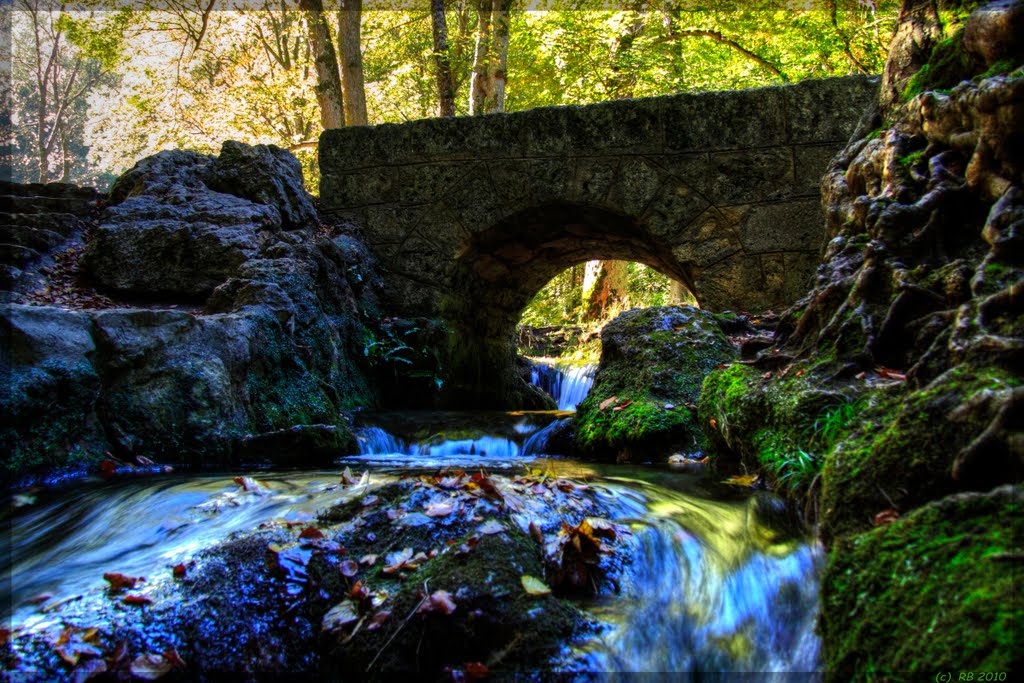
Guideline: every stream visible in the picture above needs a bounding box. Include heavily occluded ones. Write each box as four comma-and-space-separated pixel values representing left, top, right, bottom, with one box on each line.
3, 405, 822, 675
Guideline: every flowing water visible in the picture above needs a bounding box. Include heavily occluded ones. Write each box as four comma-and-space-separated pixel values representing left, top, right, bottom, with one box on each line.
4, 411, 821, 674
529, 361, 597, 410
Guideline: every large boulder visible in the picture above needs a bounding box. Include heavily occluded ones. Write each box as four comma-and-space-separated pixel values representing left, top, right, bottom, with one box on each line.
84, 150, 277, 297
0, 305, 105, 478
83, 141, 319, 298
207, 140, 319, 231
820, 485, 1022, 679
571, 306, 737, 461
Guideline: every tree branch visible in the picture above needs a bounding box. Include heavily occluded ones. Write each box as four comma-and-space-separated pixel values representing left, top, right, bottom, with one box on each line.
652, 28, 789, 83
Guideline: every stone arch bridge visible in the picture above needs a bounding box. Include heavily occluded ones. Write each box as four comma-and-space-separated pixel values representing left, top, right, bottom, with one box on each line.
319, 75, 878, 407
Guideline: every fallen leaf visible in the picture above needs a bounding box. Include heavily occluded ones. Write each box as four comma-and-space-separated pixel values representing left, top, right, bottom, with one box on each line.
383, 547, 415, 574
425, 501, 456, 517
521, 575, 552, 596
873, 508, 900, 526
130, 653, 173, 680
723, 474, 758, 488
122, 595, 152, 606
855, 371, 867, 380
464, 661, 490, 679
103, 572, 139, 593
876, 367, 907, 381
172, 564, 186, 579
73, 657, 107, 681
359, 554, 378, 566
162, 648, 187, 670
367, 610, 391, 631
99, 460, 117, 479
795, 368, 805, 378
322, 601, 360, 632
299, 527, 325, 541
529, 522, 544, 545
477, 520, 504, 535
598, 396, 619, 411
232, 476, 264, 493
339, 560, 359, 577
417, 590, 457, 615
762, 371, 773, 379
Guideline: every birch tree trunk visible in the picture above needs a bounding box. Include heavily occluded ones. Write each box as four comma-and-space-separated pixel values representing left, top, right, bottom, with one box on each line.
338, 0, 367, 126
468, 0, 493, 115
484, 0, 511, 113
431, 0, 456, 117
299, 0, 344, 130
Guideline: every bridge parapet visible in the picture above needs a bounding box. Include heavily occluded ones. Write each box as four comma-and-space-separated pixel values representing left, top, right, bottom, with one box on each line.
319, 75, 878, 407
320, 74, 877, 319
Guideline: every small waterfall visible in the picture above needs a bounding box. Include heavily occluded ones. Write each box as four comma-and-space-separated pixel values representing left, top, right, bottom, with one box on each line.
355, 427, 408, 455
528, 361, 596, 410
522, 417, 570, 455
557, 364, 595, 410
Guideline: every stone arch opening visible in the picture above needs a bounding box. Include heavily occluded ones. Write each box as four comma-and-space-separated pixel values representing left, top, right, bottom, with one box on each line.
516, 258, 696, 359
440, 202, 700, 409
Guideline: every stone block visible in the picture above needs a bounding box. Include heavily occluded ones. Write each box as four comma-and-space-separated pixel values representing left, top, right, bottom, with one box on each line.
563, 97, 662, 153
739, 199, 825, 254
397, 162, 474, 205
607, 157, 668, 216
784, 75, 879, 144
664, 86, 788, 152
640, 181, 711, 242
794, 144, 842, 196
695, 148, 795, 205
320, 167, 395, 208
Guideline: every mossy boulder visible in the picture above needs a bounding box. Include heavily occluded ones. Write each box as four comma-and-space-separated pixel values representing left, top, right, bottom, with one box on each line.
572, 306, 737, 461
699, 360, 861, 502
820, 365, 1021, 541
4, 473, 610, 677
820, 485, 1023, 680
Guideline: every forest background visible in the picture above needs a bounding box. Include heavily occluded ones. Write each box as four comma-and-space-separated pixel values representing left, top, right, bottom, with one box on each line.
1, 0, 901, 329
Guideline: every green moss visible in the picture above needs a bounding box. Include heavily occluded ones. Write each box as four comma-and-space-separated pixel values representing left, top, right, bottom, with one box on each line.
901, 29, 973, 102
820, 366, 1019, 540
821, 486, 1022, 680
572, 306, 737, 459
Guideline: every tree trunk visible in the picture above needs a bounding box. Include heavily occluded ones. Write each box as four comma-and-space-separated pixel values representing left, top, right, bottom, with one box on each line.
484, 0, 511, 113
338, 0, 367, 126
468, 0, 493, 115
299, 0, 345, 130
582, 260, 629, 322
431, 0, 456, 117
879, 0, 943, 114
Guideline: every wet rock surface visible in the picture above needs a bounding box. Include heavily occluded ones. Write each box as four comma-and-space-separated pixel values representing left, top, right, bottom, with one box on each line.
570, 306, 737, 462
1, 142, 382, 484
2, 471, 626, 679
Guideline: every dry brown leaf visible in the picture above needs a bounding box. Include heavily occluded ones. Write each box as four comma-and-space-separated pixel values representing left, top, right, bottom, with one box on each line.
417, 590, 456, 615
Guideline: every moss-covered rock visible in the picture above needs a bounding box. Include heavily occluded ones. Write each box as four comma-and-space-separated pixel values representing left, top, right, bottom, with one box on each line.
820, 365, 1021, 541
572, 306, 737, 461
699, 360, 863, 504
820, 485, 1022, 680
4, 472, 613, 678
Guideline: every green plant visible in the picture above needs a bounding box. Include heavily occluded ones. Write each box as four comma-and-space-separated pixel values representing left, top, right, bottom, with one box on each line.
809, 399, 862, 451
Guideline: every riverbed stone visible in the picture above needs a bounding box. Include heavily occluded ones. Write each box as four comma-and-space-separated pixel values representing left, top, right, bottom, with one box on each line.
571, 306, 737, 461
